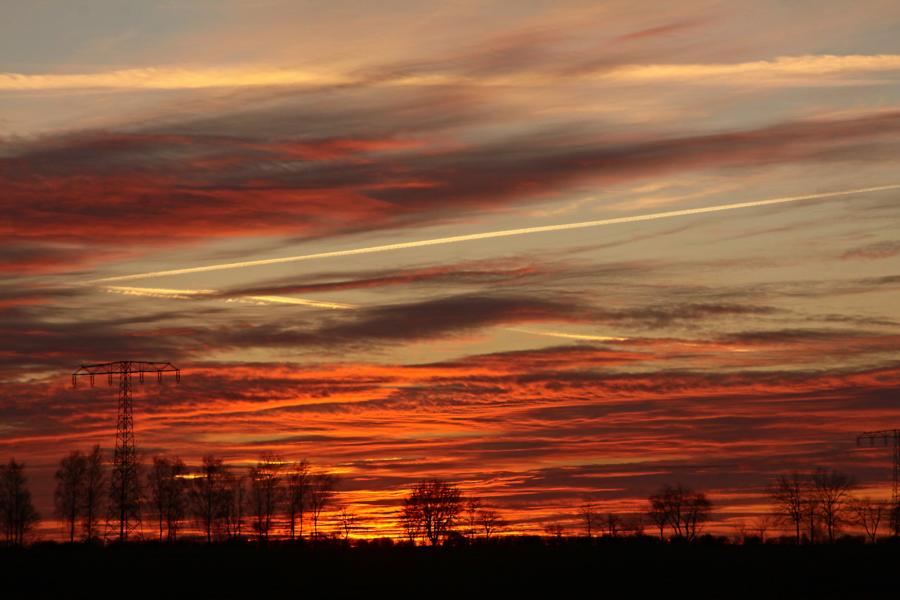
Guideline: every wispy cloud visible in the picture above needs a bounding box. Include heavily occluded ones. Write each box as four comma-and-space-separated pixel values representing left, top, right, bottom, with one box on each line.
90, 183, 900, 283
6, 54, 900, 91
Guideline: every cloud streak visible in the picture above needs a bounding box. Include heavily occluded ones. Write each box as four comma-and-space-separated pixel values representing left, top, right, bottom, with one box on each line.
91, 183, 900, 283
4, 54, 900, 91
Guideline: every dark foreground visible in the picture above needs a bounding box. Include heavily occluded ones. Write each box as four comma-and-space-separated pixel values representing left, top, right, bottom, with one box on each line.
3, 537, 898, 599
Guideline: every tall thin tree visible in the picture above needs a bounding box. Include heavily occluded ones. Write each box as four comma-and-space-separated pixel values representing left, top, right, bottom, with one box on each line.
249, 454, 284, 543
770, 472, 806, 544
285, 459, 310, 540
309, 472, 337, 540
0, 459, 40, 546
82, 446, 105, 541
812, 468, 854, 543
191, 455, 225, 543
54, 450, 87, 542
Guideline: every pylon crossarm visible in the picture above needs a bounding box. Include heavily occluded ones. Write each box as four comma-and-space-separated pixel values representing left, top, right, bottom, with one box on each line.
72, 361, 181, 386
858, 429, 900, 440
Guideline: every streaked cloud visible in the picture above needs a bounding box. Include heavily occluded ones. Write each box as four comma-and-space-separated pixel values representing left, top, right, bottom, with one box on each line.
88, 183, 900, 283
4, 54, 900, 92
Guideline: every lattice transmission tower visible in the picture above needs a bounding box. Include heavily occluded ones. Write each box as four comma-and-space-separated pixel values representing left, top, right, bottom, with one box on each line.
73, 361, 180, 541
857, 429, 900, 535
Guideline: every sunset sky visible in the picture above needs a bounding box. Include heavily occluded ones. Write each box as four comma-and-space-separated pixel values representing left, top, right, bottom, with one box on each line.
2, 0, 900, 539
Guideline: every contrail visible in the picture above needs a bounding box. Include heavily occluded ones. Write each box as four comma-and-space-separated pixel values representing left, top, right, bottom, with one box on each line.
104, 285, 355, 310
507, 328, 628, 342
89, 183, 900, 284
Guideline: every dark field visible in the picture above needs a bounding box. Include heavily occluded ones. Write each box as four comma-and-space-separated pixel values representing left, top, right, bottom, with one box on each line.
3, 537, 898, 599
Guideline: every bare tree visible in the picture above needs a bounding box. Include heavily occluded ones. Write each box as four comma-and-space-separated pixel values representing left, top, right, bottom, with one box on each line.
399, 501, 422, 544
285, 459, 310, 540
221, 469, 247, 540
148, 456, 172, 542
752, 514, 772, 543
647, 499, 668, 540
403, 479, 463, 546
804, 493, 821, 543
337, 506, 358, 542
812, 469, 854, 543
579, 502, 598, 538
191, 455, 227, 543
249, 453, 284, 543
465, 498, 482, 541
309, 472, 337, 540
605, 513, 623, 538
478, 508, 505, 539
166, 458, 187, 541
148, 456, 187, 542
544, 523, 566, 540
0, 459, 40, 546
734, 515, 773, 544
54, 450, 87, 542
82, 446, 105, 541
848, 496, 885, 543
648, 484, 712, 541
770, 473, 806, 544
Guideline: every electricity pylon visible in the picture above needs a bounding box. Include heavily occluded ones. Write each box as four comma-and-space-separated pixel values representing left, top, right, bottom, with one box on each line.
73, 361, 180, 541
857, 429, 900, 535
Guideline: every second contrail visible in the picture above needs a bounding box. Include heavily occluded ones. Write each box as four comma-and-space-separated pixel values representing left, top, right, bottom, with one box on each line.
90, 183, 900, 283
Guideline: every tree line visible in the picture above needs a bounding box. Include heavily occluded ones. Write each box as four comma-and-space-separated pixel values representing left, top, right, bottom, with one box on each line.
569, 469, 894, 544
768, 468, 895, 544
3, 451, 898, 547
40, 448, 341, 544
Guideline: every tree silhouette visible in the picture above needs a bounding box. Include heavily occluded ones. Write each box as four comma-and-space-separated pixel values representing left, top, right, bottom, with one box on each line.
849, 496, 886, 543
399, 501, 422, 544
544, 523, 566, 540
605, 513, 622, 538
465, 498, 481, 541
770, 472, 806, 544
149, 456, 171, 542
751, 514, 772, 543
337, 505, 359, 542
285, 459, 311, 540
82, 446, 105, 541
148, 456, 187, 542
0, 458, 40, 546
221, 469, 247, 540
648, 484, 712, 541
249, 453, 284, 543
478, 508, 505, 539
403, 479, 463, 546
804, 492, 821, 543
579, 502, 598, 538
54, 450, 87, 542
309, 472, 337, 540
812, 468, 854, 543
190, 455, 227, 543
647, 500, 667, 540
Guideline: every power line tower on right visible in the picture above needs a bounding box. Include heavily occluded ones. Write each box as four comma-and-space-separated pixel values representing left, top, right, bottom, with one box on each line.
857, 429, 900, 535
